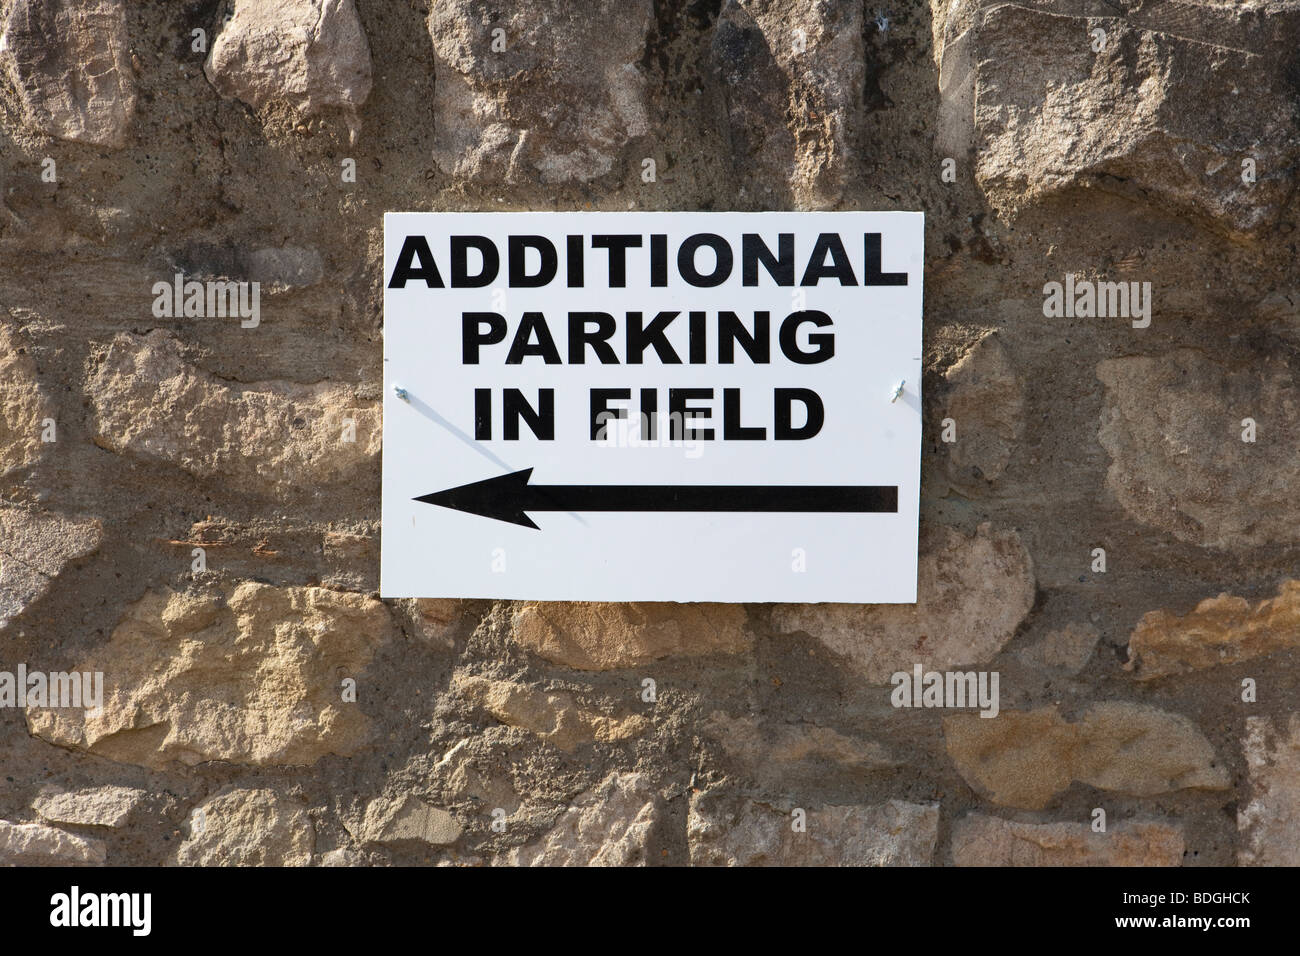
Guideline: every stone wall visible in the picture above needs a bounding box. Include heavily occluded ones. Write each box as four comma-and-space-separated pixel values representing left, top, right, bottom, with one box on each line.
1, 0, 1298, 866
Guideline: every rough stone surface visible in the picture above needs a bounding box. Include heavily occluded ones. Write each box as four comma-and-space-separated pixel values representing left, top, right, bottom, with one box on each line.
453, 673, 649, 752
1239, 715, 1300, 866
32, 784, 145, 828
318, 847, 365, 867
432, 739, 517, 811
0, 819, 106, 866
945, 704, 1230, 810
1017, 624, 1101, 677
175, 789, 314, 866
1128, 581, 1300, 681
353, 794, 462, 849
711, 0, 864, 206
0, 0, 135, 147
25, 583, 393, 769
242, 246, 326, 291
428, 0, 653, 183
0, 505, 101, 630
945, 1, 1300, 236
1097, 350, 1298, 549
0, 317, 53, 478
503, 772, 661, 866
942, 333, 1024, 485
89, 331, 380, 500
161, 242, 325, 291
771, 523, 1034, 683
205, 0, 372, 123
411, 598, 466, 648
688, 795, 939, 866
952, 814, 1185, 867
511, 602, 752, 671
705, 712, 896, 777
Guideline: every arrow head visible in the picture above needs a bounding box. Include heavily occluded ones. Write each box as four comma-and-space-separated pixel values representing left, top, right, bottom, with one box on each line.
414, 468, 540, 529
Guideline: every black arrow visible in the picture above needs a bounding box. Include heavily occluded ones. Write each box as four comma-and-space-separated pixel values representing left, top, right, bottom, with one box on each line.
414, 468, 897, 529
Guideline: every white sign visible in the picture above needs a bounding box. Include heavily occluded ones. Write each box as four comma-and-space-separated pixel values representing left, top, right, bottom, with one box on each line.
381, 211, 923, 603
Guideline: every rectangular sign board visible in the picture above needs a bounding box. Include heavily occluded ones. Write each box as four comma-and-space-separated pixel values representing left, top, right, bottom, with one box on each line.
382, 211, 923, 602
